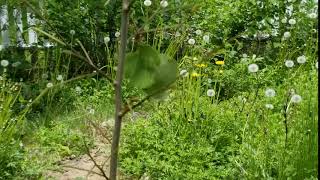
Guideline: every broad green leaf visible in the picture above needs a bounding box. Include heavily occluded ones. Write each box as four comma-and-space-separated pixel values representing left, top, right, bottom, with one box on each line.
125, 45, 160, 89
144, 54, 178, 94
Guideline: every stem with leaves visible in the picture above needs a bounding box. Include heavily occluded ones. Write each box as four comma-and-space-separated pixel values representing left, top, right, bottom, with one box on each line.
109, 0, 130, 179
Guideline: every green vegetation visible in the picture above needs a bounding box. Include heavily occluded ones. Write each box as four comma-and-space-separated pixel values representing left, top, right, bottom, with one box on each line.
0, 0, 318, 179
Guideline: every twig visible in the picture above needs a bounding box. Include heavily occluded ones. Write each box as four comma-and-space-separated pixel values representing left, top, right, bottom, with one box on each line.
76, 41, 114, 83
83, 139, 110, 180
61, 165, 104, 177
88, 120, 112, 144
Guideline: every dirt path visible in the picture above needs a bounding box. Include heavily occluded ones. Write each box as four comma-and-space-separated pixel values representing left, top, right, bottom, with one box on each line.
46, 143, 111, 180
45, 113, 147, 180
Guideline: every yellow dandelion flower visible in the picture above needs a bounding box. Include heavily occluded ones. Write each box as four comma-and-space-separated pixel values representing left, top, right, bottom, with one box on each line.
195, 63, 208, 68
191, 72, 201, 77
216, 61, 225, 65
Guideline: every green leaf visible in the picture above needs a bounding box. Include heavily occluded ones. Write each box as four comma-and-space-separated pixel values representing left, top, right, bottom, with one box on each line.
124, 45, 161, 89
124, 46, 177, 94
144, 54, 177, 94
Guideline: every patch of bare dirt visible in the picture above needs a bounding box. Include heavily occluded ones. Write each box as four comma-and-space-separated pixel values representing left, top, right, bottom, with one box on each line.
46, 143, 111, 180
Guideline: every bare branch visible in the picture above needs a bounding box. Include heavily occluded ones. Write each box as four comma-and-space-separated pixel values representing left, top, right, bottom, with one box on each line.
61, 165, 104, 177
83, 139, 110, 180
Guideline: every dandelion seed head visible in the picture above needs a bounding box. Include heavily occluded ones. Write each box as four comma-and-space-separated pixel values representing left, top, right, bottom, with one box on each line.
283, 32, 291, 39
297, 55, 306, 64
265, 104, 274, 109
75, 86, 82, 93
104, 36, 110, 44
1, 60, 9, 67
180, 69, 189, 77
281, 18, 287, 23
285, 60, 294, 68
248, 64, 259, 73
265, 88, 276, 97
188, 38, 195, 45
144, 0, 152, 6
308, 12, 317, 19
207, 89, 215, 97
56, 75, 63, 81
70, 30, 75, 35
47, 82, 53, 88
160, 0, 168, 8
195, 29, 202, 35
115, 32, 120, 38
288, 18, 296, 25
291, 94, 302, 103
203, 35, 210, 43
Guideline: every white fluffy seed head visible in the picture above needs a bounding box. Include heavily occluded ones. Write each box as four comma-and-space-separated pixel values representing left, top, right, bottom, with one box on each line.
285, 60, 294, 68
188, 38, 196, 45
308, 13, 317, 19
1, 60, 9, 67
56, 75, 63, 81
195, 29, 202, 35
291, 94, 302, 103
281, 18, 287, 23
180, 69, 189, 77
265, 104, 274, 109
75, 86, 82, 93
70, 30, 75, 35
283, 32, 291, 39
248, 64, 259, 73
104, 36, 110, 44
265, 88, 276, 97
115, 32, 120, 38
160, 0, 168, 8
288, 18, 296, 25
297, 55, 306, 64
47, 82, 53, 88
203, 35, 210, 43
207, 89, 215, 97
144, 0, 152, 6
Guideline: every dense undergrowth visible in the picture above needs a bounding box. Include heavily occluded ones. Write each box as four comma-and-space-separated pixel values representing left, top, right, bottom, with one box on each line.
0, 0, 318, 179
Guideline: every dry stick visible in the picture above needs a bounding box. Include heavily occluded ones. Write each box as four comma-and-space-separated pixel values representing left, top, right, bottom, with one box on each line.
83, 139, 110, 180
61, 165, 104, 177
76, 41, 113, 83
88, 120, 112, 144
109, 0, 130, 179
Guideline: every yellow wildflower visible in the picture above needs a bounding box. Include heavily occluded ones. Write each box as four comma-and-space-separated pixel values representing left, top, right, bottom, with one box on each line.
216, 61, 225, 65
191, 72, 201, 77
195, 63, 208, 68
